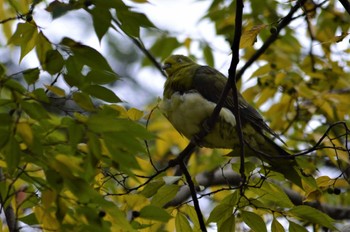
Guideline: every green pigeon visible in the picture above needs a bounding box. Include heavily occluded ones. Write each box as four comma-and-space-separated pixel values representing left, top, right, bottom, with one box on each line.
160, 54, 302, 187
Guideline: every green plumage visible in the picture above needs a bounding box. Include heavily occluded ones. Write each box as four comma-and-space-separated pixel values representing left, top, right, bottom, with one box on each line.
161, 54, 302, 187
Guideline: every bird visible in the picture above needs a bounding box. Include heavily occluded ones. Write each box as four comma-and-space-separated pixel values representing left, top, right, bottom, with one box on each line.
160, 54, 302, 187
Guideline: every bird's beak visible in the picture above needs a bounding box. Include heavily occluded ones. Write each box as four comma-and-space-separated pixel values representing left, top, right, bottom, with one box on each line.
162, 63, 171, 70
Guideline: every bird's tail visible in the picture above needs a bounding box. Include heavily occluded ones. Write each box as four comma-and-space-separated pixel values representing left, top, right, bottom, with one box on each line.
248, 134, 303, 188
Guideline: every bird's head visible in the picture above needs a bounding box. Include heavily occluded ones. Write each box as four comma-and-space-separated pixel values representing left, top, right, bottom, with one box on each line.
162, 55, 195, 77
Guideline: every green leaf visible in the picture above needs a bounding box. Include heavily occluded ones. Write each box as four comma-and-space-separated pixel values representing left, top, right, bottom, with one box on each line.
86, 70, 119, 85
103, 132, 141, 173
288, 221, 308, 232
23, 68, 40, 85
21, 101, 50, 120
87, 132, 102, 159
64, 55, 84, 87
44, 50, 64, 75
61, 37, 113, 72
35, 32, 53, 67
271, 218, 285, 232
0, 128, 10, 149
90, 6, 112, 41
241, 211, 267, 232
250, 181, 294, 208
32, 88, 50, 103
19, 213, 39, 225
140, 180, 165, 198
8, 22, 38, 62
203, 44, 214, 67
72, 92, 95, 111
139, 205, 171, 222
83, 85, 121, 103
218, 214, 235, 232
45, 0, 76, 18
4, 137, 21, 174
3, 78, 26, 93
208, 203, 233, 223
288, 205, 336, 230
175, 212, 192, 232
151, 184, 179, 207
117, 9, 154, 37
149, 36, 181, 60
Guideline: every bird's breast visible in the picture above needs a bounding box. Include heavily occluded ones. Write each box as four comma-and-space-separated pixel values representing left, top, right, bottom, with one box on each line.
160, 92, 240, 148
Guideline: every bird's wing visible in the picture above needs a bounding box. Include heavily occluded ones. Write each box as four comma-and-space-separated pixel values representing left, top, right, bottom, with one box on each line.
192, 65, 282, 140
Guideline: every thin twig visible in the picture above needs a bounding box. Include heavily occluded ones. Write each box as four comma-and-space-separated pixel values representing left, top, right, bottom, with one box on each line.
111, 18, 166, 77
338, 0, 350, 15
179, 161, 206, 232
236, 0, 307, 81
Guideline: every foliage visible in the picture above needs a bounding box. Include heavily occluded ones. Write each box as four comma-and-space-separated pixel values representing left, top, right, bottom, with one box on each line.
0, 0, 350, 231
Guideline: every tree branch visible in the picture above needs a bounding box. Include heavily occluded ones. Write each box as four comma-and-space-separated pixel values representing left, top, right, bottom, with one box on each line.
179, 161, 206, 232
228, 0, 245, 188
338, 0, 350, 15
236, 0, 307, 81
111, 18, 166, 77
165, 168, 350, 220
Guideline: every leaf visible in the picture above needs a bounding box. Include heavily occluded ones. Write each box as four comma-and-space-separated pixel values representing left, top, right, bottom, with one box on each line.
8, 22, 39, 62
44, 50, 64, 75
45, 0, 76, 18
72, 92, 95, 111
23, 68, 40, 85
175, 212, 192, 232
3, 78, 26, 93
4, 137, 21, 174
251, 182, 294, 208
45, 85, 65, 97
83, 85, 121, 103
271, 218, 285, 232
240, 24, 267, 48
127, 108, 144, 121
61, 37, 113, 72
86, 70, 119, 85
19, 213, 39, 225
241, 211, 267, 232
151, 184, 179, 207
64, 56, 84, 87
203, 44, 214, 67
139, 205, 172, 222
218, 214, 235, 232
21, 101, 50, 120
17, 122, 34, 146
288, 205, 336, 230
36, 32, 53, 67
32, 88, 49, 103
140, 180, 165, 198
288, 221, 308, 232
208, 203, 233, 223
116, 9, 154, 37
90, 6, 112, 41
103, 132, 141, 173
0, 128, 10, 150
148, 36, 181, 61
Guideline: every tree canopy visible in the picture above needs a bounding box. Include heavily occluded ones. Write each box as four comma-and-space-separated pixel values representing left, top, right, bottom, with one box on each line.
0, 0, 350, 231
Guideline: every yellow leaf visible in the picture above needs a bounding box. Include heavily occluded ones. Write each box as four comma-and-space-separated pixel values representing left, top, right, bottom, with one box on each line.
44, 85, 66, 97
240, 24, 267, 48
127, 108, 144, 121
34, 206, 59, 231
55, 154, 84, 173
316, 176, 332, 188
17, 122, 33, 145
184, 37, 191, 51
